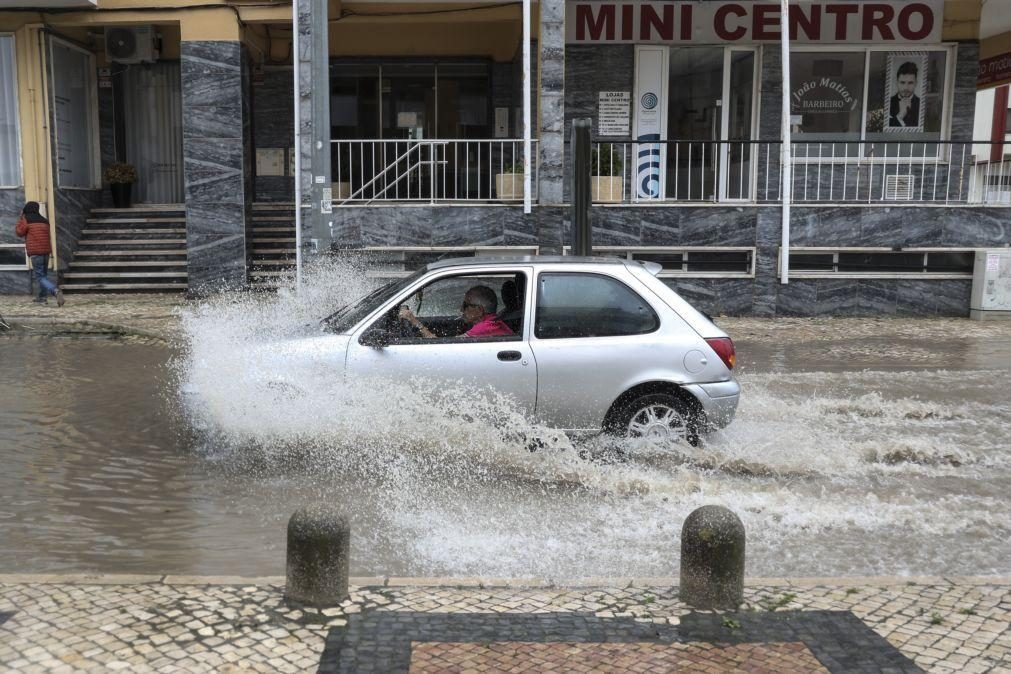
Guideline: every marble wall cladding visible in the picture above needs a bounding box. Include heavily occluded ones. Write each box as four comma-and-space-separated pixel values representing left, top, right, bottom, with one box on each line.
329, 206, 544, 248
0, 189, 25, 245
252, 67, 295, 202
564, 45, 635, 202
0, 270, 31, 295
951, 43, 979, 142
538, 0, 565, 205
181, 41, 248, 291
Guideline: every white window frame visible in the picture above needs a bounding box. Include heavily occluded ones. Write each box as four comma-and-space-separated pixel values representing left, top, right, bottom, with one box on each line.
788, 44, 956, 164
48, 36, 100, 190
0, 242, 29, 271
0, 33, 23, 188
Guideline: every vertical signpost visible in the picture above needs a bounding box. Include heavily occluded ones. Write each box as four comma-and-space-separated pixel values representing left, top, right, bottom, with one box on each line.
780, 0, 792, 284
571, 118, 592, 256
523, 0, 531, 214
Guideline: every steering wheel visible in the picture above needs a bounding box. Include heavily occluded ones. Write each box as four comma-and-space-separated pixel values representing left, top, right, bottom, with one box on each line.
395, 291, 425, 337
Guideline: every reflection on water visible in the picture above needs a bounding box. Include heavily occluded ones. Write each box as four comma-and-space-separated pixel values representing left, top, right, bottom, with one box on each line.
2, 264, 1010, 580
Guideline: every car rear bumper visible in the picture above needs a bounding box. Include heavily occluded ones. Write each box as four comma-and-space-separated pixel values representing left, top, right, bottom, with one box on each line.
684, 379, 740, 429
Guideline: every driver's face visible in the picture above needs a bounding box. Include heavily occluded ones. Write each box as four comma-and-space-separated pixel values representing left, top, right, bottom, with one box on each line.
461, 293, 485, 324
897, 74, 916, 98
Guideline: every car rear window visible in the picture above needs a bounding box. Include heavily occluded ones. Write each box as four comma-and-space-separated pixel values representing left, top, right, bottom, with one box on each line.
534, 272, 659, 339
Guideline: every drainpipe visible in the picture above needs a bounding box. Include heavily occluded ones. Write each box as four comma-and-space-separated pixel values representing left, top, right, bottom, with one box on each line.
292, 1, 302, 290
779, 0, 791, 284
522, 0, 531, 215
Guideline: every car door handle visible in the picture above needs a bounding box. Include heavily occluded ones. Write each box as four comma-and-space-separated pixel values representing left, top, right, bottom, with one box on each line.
497, 350, 522, 362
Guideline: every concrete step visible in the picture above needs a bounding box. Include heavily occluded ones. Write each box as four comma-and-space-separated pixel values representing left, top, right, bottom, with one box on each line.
76, 250, 188, 257
251, 237, 297, 243
84, 228, 185, 236
64, 271, 189, 279
246, 226, 293, 233
251, 203, 295, 210
70, 261, 188, 268
250, 248, 296, 254
250, 260, 295, 267
78, 239, 186, 246
249, 270, 295, 277
86, 218, 186, 224
91, 205, 184, 213
62, 282, 187, 292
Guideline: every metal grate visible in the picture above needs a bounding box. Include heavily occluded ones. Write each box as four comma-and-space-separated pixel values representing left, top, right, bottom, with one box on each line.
883, 174, 915, 200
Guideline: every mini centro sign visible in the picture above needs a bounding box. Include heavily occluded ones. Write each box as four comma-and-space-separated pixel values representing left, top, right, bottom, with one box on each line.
566, 1, 943, 44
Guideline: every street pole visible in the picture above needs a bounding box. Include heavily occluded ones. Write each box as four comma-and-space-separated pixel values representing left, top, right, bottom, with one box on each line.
292, 2, 302, 290
780, 0, 792, 284
522, 0, 531, 215
571, 118, 592, 256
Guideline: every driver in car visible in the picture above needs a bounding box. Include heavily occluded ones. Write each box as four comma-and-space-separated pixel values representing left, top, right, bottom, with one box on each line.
398, 285, 514, 339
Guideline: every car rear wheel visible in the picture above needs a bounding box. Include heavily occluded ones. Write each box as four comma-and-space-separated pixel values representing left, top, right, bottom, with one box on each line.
611, 393, 701, 447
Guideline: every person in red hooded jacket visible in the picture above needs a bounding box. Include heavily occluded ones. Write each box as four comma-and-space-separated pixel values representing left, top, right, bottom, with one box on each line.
15, 201, 64, 307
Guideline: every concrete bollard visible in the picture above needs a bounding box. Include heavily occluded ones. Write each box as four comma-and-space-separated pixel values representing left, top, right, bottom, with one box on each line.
286, 504, 350, 606
679, 505, 745, 609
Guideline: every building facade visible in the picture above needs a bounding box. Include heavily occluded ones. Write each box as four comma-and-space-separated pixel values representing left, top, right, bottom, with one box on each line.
0, 0, 1008, 315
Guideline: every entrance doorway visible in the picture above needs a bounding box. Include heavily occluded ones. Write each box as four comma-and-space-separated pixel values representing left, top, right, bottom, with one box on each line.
637, 46, 757, 201
122, 63, 183, 204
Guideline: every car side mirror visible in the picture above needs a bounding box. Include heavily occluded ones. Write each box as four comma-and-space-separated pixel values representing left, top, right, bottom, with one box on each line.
360, 328, 391, 348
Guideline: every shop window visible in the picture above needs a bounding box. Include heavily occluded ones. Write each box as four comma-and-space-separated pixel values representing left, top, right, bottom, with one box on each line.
50, 39, 98, 189
0, 35, 21, 186
790, 48, 951, 159
790, 52, 865, 157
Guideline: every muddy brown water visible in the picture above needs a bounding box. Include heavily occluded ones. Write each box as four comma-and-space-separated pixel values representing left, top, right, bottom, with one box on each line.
1, 331, 1009, 579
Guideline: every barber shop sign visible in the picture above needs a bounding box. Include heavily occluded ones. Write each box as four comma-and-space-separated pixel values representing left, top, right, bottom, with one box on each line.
567, 1, 942, 44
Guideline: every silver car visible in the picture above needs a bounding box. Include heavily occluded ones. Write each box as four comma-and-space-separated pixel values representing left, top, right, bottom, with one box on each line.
319, 256, 739, 445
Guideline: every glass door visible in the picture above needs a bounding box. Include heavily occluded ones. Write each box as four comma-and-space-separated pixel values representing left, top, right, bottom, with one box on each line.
665, 47, 756, 201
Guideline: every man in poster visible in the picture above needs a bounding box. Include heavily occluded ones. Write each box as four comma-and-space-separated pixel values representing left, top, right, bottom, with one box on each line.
888, 61, 922, 129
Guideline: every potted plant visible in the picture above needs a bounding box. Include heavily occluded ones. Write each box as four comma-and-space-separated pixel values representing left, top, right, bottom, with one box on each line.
591, 145, 624, 203
496, 160, 525, 200
104, 163, 138, 208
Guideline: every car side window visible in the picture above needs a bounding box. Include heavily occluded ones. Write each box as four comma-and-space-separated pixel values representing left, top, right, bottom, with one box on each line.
535, 272, 659, 339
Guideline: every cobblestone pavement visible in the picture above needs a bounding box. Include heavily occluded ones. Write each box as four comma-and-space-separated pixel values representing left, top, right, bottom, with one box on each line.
0, 576, 1007, 673
2, 292, 1010, 346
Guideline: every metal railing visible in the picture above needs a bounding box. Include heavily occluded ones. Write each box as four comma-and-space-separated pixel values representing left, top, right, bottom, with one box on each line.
592, 140, 1011, 205
332, 139, 538, 205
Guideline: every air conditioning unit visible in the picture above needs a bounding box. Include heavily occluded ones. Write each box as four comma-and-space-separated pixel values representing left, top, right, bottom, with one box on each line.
105, 26, 158, 64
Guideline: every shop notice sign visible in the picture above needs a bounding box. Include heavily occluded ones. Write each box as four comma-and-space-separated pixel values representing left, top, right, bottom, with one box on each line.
598, 91, 631, 136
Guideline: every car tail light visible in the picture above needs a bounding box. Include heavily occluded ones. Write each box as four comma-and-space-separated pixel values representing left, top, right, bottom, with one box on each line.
705, 337, 736, 370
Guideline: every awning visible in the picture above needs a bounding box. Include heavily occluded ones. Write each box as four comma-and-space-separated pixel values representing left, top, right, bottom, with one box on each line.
980, 30, 1011, 90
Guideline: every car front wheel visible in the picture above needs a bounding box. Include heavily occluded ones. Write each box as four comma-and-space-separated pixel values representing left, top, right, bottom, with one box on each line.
611, 393, 701, 447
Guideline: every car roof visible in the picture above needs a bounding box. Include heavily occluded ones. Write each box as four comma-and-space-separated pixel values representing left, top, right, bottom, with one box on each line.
425, 255, 631, 271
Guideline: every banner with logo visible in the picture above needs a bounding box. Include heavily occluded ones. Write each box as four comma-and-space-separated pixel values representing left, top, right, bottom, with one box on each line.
633, 46, 668, 199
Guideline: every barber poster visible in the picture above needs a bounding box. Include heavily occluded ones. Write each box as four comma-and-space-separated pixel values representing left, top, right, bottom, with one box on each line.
885, 52, 928, 132
633, 45, 668, 199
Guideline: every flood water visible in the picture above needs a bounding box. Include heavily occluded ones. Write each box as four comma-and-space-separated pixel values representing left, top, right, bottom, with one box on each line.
2, 319, 1009, 580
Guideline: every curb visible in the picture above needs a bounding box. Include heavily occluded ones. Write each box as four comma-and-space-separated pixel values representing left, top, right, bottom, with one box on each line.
1, 573, 1008, 587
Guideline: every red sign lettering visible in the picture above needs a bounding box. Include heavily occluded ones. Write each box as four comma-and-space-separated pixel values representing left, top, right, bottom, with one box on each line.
576, 4, 615, 41
714, 3, 747, 41
621, 4, 634, 40
640, 4, 676, 41
898, 3, 933, 41
824, 3, 859, 40
752, 4, 781, 40
862, 4, 895, 41
680, 4, 692, 41
789, 4, 821, 41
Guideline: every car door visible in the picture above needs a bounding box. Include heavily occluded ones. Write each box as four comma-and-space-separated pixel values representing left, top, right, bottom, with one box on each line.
528, 269, 671, 431
345, 267, 538, 414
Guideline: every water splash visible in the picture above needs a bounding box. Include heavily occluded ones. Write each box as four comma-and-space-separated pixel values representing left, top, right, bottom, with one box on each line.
174, 258, 1011, 578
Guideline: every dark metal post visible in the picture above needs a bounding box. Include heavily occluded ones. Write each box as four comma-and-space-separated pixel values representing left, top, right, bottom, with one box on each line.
571, 118, 592, 257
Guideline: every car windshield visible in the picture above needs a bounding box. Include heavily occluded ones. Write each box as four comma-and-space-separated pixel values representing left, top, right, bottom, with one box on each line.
321, 270, 425, 334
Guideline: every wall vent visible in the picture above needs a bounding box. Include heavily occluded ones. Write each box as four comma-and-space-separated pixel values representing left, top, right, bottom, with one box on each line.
884, 174, 915, 200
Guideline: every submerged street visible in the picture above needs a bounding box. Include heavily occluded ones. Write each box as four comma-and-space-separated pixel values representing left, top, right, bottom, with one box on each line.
2, 293, 1008, 580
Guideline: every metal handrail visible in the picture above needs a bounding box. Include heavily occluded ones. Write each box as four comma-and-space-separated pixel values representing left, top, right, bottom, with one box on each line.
339, 141, 448, 206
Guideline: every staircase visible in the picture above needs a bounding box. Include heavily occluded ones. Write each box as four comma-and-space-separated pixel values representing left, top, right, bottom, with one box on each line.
63, 205, 188, 293
248, 202, 296, 290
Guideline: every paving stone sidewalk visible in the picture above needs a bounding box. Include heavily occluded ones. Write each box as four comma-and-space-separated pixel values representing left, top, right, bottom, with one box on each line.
0, 575, 1007, 673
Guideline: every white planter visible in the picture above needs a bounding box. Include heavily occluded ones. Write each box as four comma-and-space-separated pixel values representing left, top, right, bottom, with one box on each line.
592, 176, 623, 203
496, 173, 525, 200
